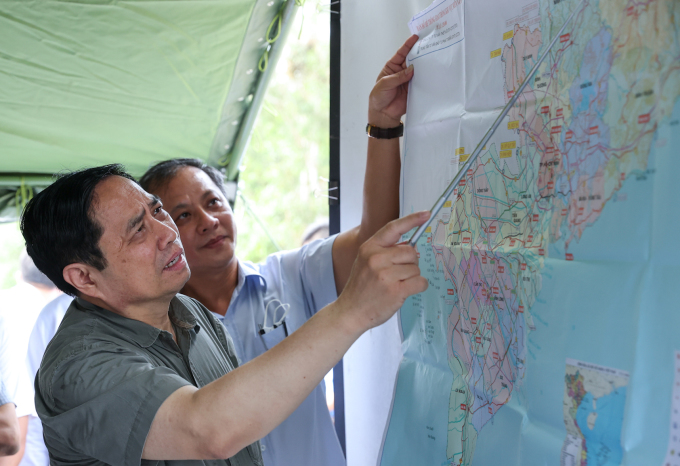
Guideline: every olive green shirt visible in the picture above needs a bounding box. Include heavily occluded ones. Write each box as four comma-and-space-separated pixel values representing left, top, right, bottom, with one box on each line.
36, 295, 263, 466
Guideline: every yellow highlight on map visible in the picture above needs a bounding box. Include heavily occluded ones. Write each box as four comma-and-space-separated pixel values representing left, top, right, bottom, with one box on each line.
455, 147, 465, 155
501, 141, 517, 150
508, 121, 520, 129
503, 30, 514, 40
443, 201, 452, 208
500, 150, 513, 158
459, 153, 470, 162
425, 226, 432, 233
490, 48, 502, 58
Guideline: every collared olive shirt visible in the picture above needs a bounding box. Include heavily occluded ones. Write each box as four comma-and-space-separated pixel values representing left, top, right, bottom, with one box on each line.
36, 295, 263, 466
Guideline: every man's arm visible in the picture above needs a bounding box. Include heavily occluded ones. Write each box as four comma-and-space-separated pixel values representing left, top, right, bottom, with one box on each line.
0, 412, 26, 464
142, 211, 429, 460
0, 404, 20, 457
332, 34, 419, 293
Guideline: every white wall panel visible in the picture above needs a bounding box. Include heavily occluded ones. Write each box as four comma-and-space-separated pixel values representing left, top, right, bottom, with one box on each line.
339, 1, 430, 464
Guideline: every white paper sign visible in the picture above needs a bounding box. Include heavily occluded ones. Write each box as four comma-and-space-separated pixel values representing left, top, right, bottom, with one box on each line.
407, 0, 464, 60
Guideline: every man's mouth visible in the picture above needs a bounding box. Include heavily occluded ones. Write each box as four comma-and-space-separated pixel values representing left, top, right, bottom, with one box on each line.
204, 235, 227, 248
164, 250, 184, 269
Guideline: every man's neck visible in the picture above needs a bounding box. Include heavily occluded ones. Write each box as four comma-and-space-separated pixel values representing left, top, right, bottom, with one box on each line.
81, 295, 176, 336
181, 259, 239, 317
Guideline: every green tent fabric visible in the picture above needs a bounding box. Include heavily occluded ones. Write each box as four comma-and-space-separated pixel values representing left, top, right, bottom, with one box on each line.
0, 0, 298, 220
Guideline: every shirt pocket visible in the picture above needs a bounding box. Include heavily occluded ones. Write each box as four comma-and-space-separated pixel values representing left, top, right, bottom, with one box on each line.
259, 324, 287, 350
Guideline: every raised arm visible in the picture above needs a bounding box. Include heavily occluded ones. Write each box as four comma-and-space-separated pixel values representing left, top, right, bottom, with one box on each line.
142, 211, 429, 460
331, 34, 419, 293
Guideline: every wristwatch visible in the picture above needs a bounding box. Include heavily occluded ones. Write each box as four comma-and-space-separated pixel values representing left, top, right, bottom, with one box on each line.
366, 121, 404, 139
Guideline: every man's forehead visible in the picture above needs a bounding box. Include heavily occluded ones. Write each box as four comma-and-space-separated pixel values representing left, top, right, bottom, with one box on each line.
93, 176, 155, 225
162, 167, 222, 205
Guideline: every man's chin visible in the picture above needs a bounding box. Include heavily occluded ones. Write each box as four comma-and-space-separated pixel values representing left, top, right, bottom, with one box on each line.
164, 264, 191, 296
196, 245, 236, 270
176, 265, 192, 289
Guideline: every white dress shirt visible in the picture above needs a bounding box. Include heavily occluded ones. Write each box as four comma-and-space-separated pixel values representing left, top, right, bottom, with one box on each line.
0, 282, 47, 419
212, 236, 345, 466
23, 293, 72, 466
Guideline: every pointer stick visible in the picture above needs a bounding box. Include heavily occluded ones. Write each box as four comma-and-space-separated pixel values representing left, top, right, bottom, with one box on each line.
408, 0, 585, 247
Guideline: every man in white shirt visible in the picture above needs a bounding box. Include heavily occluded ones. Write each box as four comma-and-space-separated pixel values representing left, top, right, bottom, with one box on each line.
0, 252, 59, 466
0, 380, 20, 458
23, 294, 72, 466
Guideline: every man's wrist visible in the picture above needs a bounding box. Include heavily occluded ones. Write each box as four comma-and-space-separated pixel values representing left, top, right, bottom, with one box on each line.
327, 297, 368, 340
367, 111, 401, 129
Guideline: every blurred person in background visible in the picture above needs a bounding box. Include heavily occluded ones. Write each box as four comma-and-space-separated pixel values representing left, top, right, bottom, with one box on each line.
0, 380, 20, 458
24, 294, 72, 466
0, 251, 60, 466
301, 219, 329, 246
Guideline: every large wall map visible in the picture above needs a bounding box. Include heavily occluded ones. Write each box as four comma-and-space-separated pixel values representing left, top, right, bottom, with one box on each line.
379, 0, 680, 464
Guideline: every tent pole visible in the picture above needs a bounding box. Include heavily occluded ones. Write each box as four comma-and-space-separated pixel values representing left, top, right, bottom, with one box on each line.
224, 0, 300, 181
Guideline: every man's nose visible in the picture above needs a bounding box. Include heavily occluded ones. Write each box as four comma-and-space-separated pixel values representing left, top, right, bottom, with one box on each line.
197, 209, 219, 233
156, 217, 179, 247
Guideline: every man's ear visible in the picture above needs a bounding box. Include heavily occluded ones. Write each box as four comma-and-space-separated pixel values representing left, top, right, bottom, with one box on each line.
63, 264, 102, 299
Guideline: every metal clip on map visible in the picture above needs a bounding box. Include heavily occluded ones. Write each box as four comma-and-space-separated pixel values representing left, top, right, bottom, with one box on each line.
408, 0, 586, 247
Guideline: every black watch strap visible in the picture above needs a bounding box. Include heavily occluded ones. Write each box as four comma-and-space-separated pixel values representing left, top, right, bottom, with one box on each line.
366, 121, 404, 139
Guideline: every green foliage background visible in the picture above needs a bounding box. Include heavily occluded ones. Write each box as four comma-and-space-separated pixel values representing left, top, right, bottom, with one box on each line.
234, 5, 330, 263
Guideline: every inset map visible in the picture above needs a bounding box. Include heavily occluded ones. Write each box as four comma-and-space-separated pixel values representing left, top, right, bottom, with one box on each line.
561, 359, 629, 466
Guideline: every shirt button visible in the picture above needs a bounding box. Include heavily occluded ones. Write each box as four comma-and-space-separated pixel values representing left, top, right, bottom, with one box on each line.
260, 444, 266, 452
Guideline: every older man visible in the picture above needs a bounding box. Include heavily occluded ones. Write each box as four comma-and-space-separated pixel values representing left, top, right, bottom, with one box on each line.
21, 162, 428, 466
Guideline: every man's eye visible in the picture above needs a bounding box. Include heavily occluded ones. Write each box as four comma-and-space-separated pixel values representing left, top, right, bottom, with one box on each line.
177, 212, 189, 220
209, 198, 220, 206
154, 206, 162, 215
136, 224, 144, 233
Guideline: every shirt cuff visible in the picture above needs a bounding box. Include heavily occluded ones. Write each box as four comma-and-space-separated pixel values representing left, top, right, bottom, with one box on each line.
124, 372, 192, 465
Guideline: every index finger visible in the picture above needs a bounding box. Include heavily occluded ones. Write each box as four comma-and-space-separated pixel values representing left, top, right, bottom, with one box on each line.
373, 211, 431, 247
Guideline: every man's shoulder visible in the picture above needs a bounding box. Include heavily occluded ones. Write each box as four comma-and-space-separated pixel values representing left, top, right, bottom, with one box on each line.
38, 304, 151, 407
43, 301, 106, 355
259, 235, 336, 275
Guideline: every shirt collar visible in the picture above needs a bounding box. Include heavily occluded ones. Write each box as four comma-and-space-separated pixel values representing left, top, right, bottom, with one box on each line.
236, 260, 267, 294
74, 296, 200, 348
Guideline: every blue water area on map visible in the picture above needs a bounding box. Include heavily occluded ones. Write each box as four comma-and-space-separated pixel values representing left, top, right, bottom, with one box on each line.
472, 97, 680, 466
576, 388, 626, 465
383, 60, 680, 466
381, 237, 455, 466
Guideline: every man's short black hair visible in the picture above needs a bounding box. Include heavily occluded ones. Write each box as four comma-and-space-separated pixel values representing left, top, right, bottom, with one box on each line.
21, 164, 135, 297
139, 158, 227, 197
